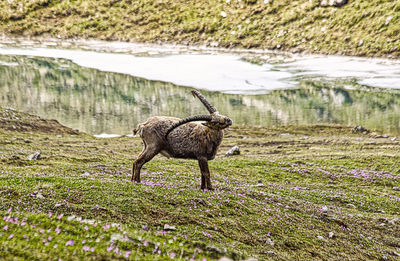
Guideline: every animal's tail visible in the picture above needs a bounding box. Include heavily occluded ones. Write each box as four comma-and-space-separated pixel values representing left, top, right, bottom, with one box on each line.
133, 124, 144, 137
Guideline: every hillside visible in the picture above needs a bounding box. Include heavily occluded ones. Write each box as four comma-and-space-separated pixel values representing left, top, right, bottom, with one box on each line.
1, 107, 399, 260
0, 0, 399, 58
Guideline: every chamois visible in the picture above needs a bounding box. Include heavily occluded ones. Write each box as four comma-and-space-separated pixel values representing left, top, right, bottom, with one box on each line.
132, 90, 232, 190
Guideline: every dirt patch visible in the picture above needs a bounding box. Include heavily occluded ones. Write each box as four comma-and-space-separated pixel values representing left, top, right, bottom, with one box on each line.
0, 107, 79, 135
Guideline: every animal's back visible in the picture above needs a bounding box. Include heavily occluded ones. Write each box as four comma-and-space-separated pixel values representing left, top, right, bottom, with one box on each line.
134, 116, 180, 137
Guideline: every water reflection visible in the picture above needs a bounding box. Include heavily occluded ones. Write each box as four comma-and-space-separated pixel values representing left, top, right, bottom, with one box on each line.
1, 54, 400, 134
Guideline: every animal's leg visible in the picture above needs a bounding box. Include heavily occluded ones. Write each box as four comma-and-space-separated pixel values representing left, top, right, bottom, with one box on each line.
198, 157, 213, 191
201, 175, 206, 190
132, 141, 147, 182
132, 146, 159, 183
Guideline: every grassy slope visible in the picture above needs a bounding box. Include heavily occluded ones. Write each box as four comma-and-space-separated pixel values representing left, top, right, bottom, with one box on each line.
1, 108, 399, 260
0, 0, 399, 58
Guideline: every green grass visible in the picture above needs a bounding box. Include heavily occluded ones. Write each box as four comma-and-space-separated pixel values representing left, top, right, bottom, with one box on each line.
0, 107, 400, 260
0, 0, 399, 58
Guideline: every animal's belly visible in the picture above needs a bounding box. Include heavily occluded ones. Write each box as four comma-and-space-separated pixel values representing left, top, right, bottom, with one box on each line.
160, 150, 172, 158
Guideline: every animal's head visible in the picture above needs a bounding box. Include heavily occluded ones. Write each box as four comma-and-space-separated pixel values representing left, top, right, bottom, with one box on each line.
165, 90, 233, 137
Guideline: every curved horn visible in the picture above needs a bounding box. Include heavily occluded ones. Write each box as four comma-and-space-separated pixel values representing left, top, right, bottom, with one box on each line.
191, 90, 217, 114
165, 115, 212, 138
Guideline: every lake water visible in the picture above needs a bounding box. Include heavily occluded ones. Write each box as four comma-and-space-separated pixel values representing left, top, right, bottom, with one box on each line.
1, 40, 400, 135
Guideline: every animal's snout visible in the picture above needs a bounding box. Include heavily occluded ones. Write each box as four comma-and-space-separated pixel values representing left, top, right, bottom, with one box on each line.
226, 118, 233, 126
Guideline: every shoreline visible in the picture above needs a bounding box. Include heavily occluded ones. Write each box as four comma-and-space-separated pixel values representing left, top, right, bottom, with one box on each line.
1, 35, 399, 61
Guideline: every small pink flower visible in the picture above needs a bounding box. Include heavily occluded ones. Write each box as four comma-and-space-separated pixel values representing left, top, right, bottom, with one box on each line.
103, 224, 110, 230
53, 244, 58, 249
48, 212, 53, 218
84, 226, 89, 231
55, 228, 61, 234
8, 234, 14, 239
48, 236, 52, 241
65, 240, 74, 246
107, 246, 113, 252
125, 251, 131, 258
3, 225, 8, 231
82, 246, 90, 251
57, 214, 63, 220
170, 252, 176, 258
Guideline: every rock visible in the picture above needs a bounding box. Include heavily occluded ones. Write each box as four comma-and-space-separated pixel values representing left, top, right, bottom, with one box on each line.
110, 233, 132, 243
317, 235, 324, 240
163, 224, 176, 231
263, 250, 275, 255
27, 152, 41, 161
388, 217, 400, 225
226, 145, 240, 156
206, 245, 227, 254
266, 238, 274, 246
24, 139, 31, 143
346, 203, 356, 209
218, 257, 233, 261
352, 126, 369, 134
36, 193, 45, 199
321, 205, 329, 213
391, 251, 400, 257
328, 232, 335, 238
320, 0, 348, 7
81, 172, 91, 177
384, 16, 393, 25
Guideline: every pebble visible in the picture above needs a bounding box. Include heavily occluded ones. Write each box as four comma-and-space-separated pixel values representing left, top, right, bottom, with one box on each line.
36, 193, 45, 199
81, 172, 91, 177
27, 152, 41, 160
218, 257, 233, 261
263, 250, 275, 255
346, 203, 357, 209
163, 224, 176, 231
266, 238, 274, 246
226, 145, 240, 156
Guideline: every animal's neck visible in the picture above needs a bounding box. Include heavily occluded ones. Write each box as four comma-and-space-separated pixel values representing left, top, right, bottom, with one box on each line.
207, 128, 224, 144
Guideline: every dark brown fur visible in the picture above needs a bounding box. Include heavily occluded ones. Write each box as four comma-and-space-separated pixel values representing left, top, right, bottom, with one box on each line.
132, 91, 232, 190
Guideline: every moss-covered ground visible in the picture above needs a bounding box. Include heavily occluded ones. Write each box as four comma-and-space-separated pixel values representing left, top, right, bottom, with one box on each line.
0, 107, 399, 260
0, 0, 399, 58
